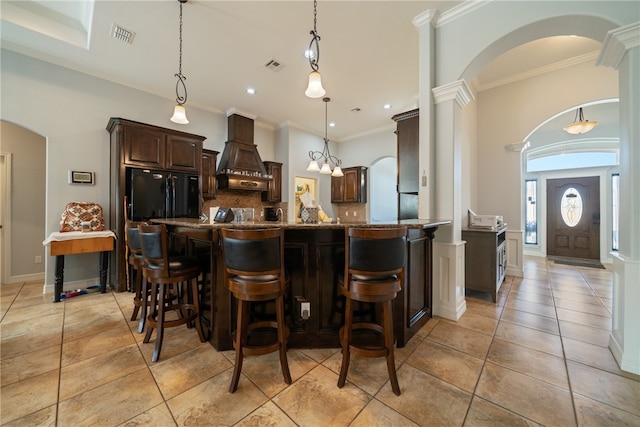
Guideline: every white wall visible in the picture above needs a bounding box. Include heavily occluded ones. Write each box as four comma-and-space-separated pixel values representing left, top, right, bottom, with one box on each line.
0, 49, 276, 287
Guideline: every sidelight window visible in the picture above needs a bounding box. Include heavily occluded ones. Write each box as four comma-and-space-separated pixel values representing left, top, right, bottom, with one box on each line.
525, 179, 537, 244
612, 174, 619, 251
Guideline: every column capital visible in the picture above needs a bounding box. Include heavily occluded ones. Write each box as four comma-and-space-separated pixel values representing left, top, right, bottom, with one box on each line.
597, 22, 640, 69
432, 80, 475, 108
412, 10, 437, 28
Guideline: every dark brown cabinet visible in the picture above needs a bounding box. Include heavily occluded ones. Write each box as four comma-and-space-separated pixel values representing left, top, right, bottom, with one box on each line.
201, 149, 219, 200
392, 109, 419, 219
261, 161, 282, 202
331, 166, 367, 203
106, 117, 205, 291
462, 226, 507, 302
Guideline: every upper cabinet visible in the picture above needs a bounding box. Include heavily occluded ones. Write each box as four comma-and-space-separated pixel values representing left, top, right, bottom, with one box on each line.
262, 161, 282, 202
392, 109, 419, 194
109, 117, 204, 173
331, 166, 367, 203
202, 149, 219, 200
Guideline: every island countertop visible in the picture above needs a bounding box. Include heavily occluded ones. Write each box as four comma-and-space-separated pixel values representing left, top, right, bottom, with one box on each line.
152, 217, 451, 229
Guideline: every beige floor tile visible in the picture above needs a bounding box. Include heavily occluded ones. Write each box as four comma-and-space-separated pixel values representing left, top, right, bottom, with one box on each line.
406, 339, 484, 393
508, 290, 555, 306
426, 321, 493, 359
376, 364, 472, 426
558, 320, 611, 347
350, 398, 420, 427
500, 307, 559, 335
556, 307, 612, 331
551, 289, 602, 305
151, 345, 231, 399
63, 312, 127, 343
0, 369, 59, 424
464, 396, 541, 426
137, 323, 206, 363
487, 338, 568, 389
58, 368, 164, 427
509, 280, 553, 295
0, 404, 57, 427
573, 392, 640, 426
553, 297, 611, 317
299, 347, 340, 363
168, 369, 267, 425
117, 403, 176, 427
61, 321, 135, 366
443, 312, 498, 336
562, 337, 626, 375
273, 364, 370, 427
0, 322, 63, 360
0, 344, 60, 386
504, 298, 557, 319
235, 401, 298, 427
323, 349, 399, 396
59, 343, 147, 401
463, 300, 505, 320
494, 321, 564, 357
0, 309, 63, 334
476, 362, 576, 426
550, 282, 596, 296
567, 361, 640, 416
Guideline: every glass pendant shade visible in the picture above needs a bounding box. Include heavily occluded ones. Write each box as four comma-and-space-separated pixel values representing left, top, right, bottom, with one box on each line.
305, 71, 326, 98
319, 162, 332, 174
331, 166, 343, 177
307, 160, 320, 172
170, 104, 189, 124
563, 121, 597, 135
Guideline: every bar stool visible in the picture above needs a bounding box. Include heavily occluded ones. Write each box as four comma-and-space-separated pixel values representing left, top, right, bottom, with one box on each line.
220, 227, 292, 393
337, 227, 407, 396
138, 223, 205, 362
126, 221, 149, 333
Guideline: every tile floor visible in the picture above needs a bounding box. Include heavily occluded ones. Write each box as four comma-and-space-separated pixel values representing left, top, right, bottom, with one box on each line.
1, 256, 639, 426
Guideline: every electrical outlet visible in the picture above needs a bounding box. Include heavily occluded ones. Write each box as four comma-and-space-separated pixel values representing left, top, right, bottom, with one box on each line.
35, 256, 42, 264
301, 301, 310, 320
345, 211, 349, 217
353, 211, 357, 217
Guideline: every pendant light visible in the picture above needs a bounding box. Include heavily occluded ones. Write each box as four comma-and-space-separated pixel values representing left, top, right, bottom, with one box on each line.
307, 97, 343, 177
305, 0, 326, 98
563, 107, 597, 135
170, 0, 189, 124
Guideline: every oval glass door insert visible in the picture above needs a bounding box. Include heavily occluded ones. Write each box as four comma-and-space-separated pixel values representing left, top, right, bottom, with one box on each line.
561, 187, 583, 227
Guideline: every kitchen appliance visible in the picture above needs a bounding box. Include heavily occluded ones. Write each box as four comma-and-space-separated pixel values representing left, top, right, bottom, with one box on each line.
468, 209, 504, 229
214, 208, 235, 223
264, 207, 279, 221
127, 168, 199, 221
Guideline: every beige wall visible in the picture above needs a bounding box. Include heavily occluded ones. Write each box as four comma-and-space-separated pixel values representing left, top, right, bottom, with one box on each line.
1, 120, 46, 281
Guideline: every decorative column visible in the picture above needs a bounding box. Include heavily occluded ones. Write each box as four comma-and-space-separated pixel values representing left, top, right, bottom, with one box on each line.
431, 80, 474, 320
597, 22, 640, 375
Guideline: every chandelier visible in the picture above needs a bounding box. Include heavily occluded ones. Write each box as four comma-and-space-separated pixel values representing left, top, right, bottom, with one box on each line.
170, 0, 189, 124
307, 97, 343, 177
563, 107, 597, 135
305, 0, 326, 98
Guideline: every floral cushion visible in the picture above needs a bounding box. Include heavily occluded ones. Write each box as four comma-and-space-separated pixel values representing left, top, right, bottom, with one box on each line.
59, 202, 105, 232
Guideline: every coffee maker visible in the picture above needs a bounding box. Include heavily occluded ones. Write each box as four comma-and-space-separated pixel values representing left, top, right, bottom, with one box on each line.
264, 207, 279, 222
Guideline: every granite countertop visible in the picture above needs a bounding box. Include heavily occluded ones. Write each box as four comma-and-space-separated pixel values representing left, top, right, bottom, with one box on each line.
152, 217, 451, 230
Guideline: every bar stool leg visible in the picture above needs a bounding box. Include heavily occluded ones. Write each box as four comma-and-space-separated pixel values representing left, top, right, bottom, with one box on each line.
337, 297, 353, 389
383, 300, 400, 395
130, 267, 142, 321
143, 282, 158, 344
230, 300, 250, 393
137, 278, 150, 334
152, 283, 167, 363
276, 296, 292, 384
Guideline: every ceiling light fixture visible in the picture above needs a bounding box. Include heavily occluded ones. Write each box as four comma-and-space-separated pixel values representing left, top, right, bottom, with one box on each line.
170, 0, 189, 124
305, 0, 326, 98
563, 107, 598, 135
307, 97, 342, 177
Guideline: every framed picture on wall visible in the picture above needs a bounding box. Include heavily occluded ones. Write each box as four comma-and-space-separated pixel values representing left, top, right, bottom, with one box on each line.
69, 170, 95, 185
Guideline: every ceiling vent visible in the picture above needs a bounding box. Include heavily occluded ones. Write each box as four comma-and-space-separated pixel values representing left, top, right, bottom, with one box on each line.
264, 59, 284, 72
111, 23, 135, 44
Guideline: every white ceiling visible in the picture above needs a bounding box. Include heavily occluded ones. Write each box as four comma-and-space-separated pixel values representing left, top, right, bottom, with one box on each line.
1, 0, 610, 142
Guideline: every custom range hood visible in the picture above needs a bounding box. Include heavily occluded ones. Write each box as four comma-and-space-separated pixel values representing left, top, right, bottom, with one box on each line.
216, 112, 271, 191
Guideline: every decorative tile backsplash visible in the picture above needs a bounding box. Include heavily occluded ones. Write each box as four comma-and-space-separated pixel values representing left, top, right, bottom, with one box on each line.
203, 189, 287, 222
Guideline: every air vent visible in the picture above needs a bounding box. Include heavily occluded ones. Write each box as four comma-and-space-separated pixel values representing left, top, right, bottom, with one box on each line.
264, 59, 285, 72
111, 23, 135, 44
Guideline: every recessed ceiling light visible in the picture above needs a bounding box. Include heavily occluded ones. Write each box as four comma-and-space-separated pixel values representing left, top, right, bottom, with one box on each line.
383, 104, 392, 110
246, 88, 256, 95
329, 122, 336, 127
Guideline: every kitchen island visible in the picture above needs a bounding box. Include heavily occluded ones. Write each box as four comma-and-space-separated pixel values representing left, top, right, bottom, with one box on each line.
152, 218, 449, 351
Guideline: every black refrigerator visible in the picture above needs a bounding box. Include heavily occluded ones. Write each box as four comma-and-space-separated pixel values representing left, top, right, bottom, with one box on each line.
127, 168, 200, 221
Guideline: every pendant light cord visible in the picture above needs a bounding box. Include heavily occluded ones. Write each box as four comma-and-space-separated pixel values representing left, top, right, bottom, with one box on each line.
175, 0, 188, 105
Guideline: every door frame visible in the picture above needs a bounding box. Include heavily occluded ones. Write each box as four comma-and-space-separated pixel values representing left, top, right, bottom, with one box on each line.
1, 152, 12, 285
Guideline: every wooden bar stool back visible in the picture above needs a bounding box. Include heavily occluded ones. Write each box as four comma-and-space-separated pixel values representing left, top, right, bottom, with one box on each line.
337, 226, 407, 395
138, 223, 205, 362
126, 221, 150, 333
221, 227, 292, 393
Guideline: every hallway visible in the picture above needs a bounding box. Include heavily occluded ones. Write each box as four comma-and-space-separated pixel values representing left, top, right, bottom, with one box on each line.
1, 256, 638, 426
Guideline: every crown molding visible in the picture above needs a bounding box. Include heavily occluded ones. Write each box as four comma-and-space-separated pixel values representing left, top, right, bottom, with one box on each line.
597, 22, 640, 70
432, 80, 475, 108
412, 9, 437, 28
436, 0, 492, 29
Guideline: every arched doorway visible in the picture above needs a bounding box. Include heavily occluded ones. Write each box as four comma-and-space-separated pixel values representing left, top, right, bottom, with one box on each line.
369, 156, 397, 223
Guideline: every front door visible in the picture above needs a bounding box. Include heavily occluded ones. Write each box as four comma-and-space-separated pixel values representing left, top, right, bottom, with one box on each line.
547, 176, 600, 259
